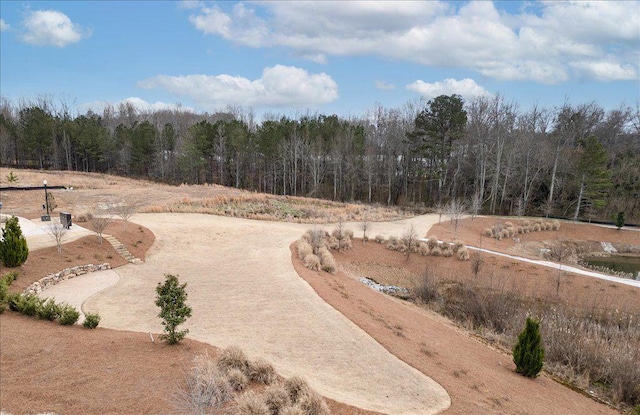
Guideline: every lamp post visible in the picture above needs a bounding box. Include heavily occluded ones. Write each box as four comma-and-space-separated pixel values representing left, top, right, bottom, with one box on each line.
42, 179, 51, 221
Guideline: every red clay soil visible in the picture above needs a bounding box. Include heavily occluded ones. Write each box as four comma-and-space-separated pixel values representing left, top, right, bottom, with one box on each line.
291, 241, 630, 415
0, 220, 372, 415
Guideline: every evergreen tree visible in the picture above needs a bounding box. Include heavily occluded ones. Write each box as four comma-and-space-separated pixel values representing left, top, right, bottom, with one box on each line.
0, 216, 29, 267
513, 317, 545, 378
615, 212, 625, 230
155, 274, 192, 345
574, 136, 612, 220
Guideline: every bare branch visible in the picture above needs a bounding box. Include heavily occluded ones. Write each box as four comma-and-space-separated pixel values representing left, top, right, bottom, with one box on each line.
46, 222, 68, 254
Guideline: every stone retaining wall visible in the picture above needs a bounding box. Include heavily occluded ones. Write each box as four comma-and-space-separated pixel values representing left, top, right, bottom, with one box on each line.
24, 263, 111, 295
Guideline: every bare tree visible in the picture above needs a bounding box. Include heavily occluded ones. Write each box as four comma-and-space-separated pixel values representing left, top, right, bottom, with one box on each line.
434, 202, 445, 223
447, 199, 466, 237
470, 191, 482, 220
46, 222, 68, 254
360, 216, 372, 242
91, 209, 113, 245
401, 224, 419, 258
112, 200, 140, 230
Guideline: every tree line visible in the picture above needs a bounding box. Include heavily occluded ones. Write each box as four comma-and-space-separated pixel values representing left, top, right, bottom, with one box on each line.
1, 95, 638, 223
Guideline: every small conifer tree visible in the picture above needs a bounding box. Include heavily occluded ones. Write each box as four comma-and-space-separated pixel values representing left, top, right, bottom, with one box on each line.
615, 212, 625, 230
155, 274, 192, 344
513, 317, 545, 378
0, 216, 29, 267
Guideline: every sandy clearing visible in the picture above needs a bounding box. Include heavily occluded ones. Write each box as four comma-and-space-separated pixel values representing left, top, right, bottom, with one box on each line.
81, 213, 450, 415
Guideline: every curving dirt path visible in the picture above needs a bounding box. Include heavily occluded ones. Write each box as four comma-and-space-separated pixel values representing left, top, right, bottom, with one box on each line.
80, 213, 450, 415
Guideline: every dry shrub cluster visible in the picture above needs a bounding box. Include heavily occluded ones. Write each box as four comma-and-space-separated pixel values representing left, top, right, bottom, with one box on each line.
412, 270, 640, 409
176, 347, 329, 415
382, 234, 469, 261
483, 219, 560, 240
297, 226, 356, 274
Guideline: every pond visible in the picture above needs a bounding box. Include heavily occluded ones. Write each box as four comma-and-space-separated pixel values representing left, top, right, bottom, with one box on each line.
585, 255, 640, 279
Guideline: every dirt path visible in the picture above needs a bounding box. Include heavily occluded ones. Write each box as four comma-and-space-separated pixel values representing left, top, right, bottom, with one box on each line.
80, 213, 450, 415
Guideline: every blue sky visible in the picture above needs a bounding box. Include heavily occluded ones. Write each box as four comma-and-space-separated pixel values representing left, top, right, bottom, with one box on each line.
1, 1, 638, 118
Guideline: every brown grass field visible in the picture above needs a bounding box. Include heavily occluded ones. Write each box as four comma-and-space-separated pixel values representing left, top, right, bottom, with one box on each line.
1, 168, 639, 414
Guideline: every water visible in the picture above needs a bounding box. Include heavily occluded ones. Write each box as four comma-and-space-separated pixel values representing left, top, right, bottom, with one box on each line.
585, 255, 640, 279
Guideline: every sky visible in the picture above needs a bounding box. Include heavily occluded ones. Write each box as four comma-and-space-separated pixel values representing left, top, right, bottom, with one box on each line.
1, 0, 639, 119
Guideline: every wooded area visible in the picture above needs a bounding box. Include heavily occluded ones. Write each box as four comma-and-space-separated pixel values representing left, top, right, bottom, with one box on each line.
1, 95, 638, 222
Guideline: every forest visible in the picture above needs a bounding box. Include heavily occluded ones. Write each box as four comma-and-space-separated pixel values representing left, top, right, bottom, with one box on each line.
1, 94, 638, 223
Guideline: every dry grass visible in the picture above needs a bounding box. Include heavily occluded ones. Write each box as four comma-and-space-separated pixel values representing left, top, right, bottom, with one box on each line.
174, 353, 233, 414
248, 358, 277, 385
236, 391, 270, 415
263, 384, 291, 414
1, 168, 415, 225
303, 254, 321, 271
227, 367, 250, 391
216, 346, 250, 374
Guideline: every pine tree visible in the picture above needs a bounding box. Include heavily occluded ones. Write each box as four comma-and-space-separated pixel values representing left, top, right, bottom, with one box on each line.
513, 317, 545, 378
0, 216, 29, 267
155, 274, 192, 345
615, 212, 625, 230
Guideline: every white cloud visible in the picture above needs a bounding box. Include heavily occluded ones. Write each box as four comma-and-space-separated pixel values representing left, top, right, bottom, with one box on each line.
78, 98, 193, 114
187, 1, 639, 84
20, 10, 89, 47
178, 0, 203, 10
0, 19, 10, 32
375, 81, 396, 91
407, 78, 490, 99
138, 65, 338, 109
570, 60, 639, 82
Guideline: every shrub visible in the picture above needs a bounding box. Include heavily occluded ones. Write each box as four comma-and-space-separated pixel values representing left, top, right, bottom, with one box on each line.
533, 223, 541, 232
249, 358, 277, 385
1, 271, 18, 285
263, 384, 291, 414
0, 216, 29, 267
516, 226, 524, 234
0, 283, 7, 314
297, 240, 313, 260
58, 304, 80, 325
16, 294, 42, 317
236, 391, 270, 415
341, 236, 352, 250
418, 242, 429, 256
388, 236, 399, 246
452, 240, 464, 253
283, 377, 310, 403
297, 389, 330, 415
217, 346, 250, 374
319, 251, 336, 274
430, 246, 442, 256
36, 298, 60, 321
500, 229, 510, 239
327, 236, 339, 250
227, 368, 249, 391
155, 274, 192, 344
7, 292, 23, 312
280, 407, 305, 415
427, 236, 439, 250
413, 268, 440, 304
83, 312, 101, 329
442, 248, 453, 257
374, 235, 385, 244
505, 221, 514, 229
457, 246, 470, 261
345, 229, 354, 238
552, 220, 560, 231
483, 228, 493, 237
303, 254, 321, 271
513, 317, 544, 378
175, 353, 233, 414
